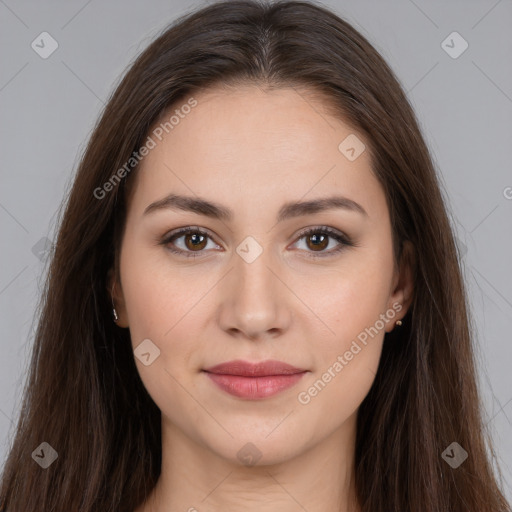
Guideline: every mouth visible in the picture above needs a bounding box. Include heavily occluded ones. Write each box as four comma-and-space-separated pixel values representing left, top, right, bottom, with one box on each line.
202, 359, 308, 399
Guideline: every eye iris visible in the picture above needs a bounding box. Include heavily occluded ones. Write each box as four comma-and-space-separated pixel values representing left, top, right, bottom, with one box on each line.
307, 233, 328, 251
185, 233, 207, 251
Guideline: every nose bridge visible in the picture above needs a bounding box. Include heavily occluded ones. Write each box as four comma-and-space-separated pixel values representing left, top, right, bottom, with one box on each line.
236, 240, 279, 297
217, 235, 291, 338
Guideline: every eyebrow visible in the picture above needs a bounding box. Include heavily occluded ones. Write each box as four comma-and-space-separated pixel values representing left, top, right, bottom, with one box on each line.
143, 193, 368, 221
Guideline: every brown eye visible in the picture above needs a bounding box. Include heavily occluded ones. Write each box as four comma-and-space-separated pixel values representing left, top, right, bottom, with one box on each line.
305, 232, 329, 252
183, 232, 207, 251
161, 227, 219, 259
292, 226, 353, 259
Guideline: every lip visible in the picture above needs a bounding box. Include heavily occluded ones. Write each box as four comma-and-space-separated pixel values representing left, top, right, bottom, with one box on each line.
203, 359, 308, 399
204, 359, 307, 377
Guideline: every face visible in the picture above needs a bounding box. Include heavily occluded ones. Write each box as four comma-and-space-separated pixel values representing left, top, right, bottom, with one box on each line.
112, 84, 412, 466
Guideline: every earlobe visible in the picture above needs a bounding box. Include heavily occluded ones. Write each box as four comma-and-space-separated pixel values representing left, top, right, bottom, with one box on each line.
107, 268, 129, 328
386, 240, 415, 332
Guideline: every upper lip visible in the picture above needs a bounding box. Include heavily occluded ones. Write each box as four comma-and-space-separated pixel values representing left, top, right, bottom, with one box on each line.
203, 359, 307, 377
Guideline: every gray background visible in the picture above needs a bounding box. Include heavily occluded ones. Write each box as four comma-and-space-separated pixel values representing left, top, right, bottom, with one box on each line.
1, 0, 511, 501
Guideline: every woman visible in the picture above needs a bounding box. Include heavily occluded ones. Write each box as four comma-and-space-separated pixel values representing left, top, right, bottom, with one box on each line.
0, 1, 509, 511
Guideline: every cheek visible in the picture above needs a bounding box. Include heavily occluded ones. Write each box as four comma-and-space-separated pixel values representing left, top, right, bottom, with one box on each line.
119, 252, 206, 425
307, 251, 394, 347
296, 343, 381, 436
119, 242, 204, 380
294, 251, 393, 417
120, 236, 199, 337
295, 284, 388, 429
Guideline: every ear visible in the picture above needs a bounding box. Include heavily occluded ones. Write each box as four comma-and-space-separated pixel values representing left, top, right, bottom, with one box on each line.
107, 268, 129, 328
384, 240, 415, 333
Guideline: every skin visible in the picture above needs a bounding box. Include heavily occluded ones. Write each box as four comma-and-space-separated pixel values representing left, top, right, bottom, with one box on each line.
112, 84, 414, 512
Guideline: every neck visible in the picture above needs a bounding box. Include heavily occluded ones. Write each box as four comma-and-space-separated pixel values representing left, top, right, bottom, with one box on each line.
137, 413, 361, 512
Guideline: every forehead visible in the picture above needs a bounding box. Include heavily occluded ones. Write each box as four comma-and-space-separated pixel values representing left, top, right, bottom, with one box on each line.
127, 84, 385, 220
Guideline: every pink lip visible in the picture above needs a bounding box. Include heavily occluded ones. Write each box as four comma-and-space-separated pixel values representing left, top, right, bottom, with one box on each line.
203, 359, 308, 399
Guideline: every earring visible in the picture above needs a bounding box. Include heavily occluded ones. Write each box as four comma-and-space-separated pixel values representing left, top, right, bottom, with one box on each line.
111, 282, 119, 323
395, 319, 402, 326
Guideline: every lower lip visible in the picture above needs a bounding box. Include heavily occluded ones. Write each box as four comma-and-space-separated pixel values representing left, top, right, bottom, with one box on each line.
204, 371, 307, 399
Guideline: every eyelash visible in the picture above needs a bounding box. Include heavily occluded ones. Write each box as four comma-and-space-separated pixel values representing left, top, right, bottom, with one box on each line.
160, 225, 355, 260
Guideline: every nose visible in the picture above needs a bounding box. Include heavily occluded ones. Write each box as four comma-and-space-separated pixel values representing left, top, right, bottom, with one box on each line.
217, 244, 292, 341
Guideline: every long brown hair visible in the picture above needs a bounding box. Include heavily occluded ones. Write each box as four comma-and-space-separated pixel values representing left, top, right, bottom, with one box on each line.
1, 1, 509, 510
